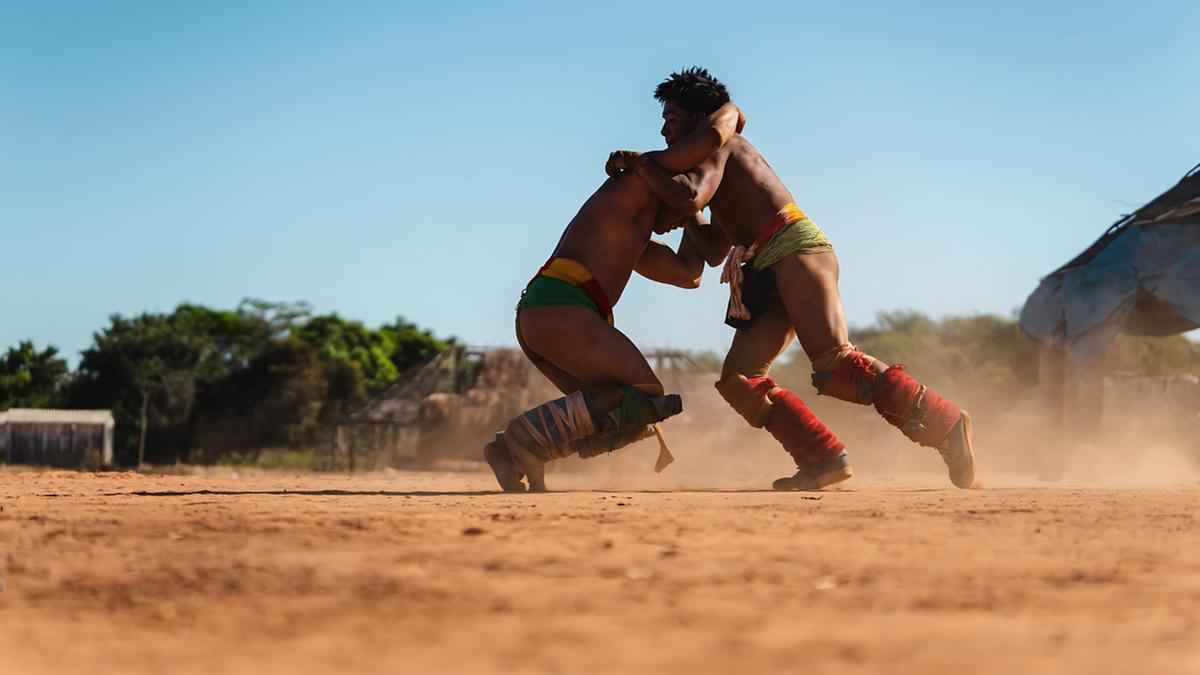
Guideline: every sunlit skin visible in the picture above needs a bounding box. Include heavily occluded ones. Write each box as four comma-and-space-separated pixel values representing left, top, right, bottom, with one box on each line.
618, 92, 982, 491
622, 101, 886, 382
516, 103, 745, 408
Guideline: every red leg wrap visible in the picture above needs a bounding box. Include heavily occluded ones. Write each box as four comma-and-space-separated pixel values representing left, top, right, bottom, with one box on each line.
872, 365, 961, 447
764, 388, 845, 468
813, 350, 877, 404
715, 375, 777, 427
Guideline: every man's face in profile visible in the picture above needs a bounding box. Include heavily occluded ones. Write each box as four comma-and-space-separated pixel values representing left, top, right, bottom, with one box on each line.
660, 99, 701, 146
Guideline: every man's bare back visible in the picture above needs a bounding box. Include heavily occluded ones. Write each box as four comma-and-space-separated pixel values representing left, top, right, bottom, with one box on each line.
551, 173, 660, 306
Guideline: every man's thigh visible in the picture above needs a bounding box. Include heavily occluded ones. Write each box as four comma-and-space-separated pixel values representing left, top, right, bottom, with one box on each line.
515, 316, 588, 395
770, 250, 850, 361
517, 306, 662, 395
721, 294, 795, 380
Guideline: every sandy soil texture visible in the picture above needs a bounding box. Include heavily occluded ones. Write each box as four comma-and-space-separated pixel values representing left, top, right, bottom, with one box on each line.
0, 469, 1197, 675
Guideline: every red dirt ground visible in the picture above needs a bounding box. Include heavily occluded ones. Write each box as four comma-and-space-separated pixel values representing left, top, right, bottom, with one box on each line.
0, 469, 1196, 674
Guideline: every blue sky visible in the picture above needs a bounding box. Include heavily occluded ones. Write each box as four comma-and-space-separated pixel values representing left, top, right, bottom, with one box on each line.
2, 1, 1198, 363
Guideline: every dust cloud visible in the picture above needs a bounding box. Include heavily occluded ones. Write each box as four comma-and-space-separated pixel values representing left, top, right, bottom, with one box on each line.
523, 357, 1200, 491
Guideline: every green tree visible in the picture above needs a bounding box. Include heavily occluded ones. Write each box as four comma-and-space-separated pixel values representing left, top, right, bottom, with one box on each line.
294, 314, 399, 393
67, 303, 297, 465
771, 310, 1042, 405
0, 341, 69, 409
64, 300, 454, 466
236, 298, 313, 347
380, 317, 449, 373
68, 312, 201, 465
233, 337, 327, 453
1100, 333, 1200, 376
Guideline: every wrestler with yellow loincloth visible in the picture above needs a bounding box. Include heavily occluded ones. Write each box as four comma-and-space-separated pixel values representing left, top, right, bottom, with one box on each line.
484, 98, 746, 493
606, 68, 977, 490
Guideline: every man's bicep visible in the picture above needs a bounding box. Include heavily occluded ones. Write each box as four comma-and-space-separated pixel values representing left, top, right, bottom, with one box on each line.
634, 240, 673, 277
648, 127, 724, 174
636, 240, 703, 289
688, 155, 728, 207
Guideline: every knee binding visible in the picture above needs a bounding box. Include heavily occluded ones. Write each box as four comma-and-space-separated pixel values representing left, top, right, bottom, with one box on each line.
715, 374, 779, 427
593, 385, 682, 436
509, 387, 682, 462
811, 345, 879, 405
572, 425, 655, 458
809, 344, 963, 447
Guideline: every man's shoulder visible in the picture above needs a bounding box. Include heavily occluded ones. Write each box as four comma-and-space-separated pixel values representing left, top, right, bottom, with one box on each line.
684, 141, 736, 176
726, 135, 761, 159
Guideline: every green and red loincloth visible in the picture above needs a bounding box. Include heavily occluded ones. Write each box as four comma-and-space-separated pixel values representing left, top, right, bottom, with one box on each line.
516, 257, 614, 325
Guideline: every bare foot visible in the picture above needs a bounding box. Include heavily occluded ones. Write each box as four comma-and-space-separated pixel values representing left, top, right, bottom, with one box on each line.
503, 424, 548, 493
483, 434, 525, 493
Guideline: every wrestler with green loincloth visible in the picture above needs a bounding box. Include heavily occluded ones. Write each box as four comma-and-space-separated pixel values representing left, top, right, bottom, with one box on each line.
606, 68, 978, 491
484, 97, 746, 493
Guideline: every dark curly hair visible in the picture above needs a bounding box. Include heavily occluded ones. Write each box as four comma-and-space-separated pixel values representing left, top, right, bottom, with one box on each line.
653, 67, 730, 115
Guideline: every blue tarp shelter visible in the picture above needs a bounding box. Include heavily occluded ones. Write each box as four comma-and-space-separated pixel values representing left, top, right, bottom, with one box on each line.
1020, 163, 1200, 367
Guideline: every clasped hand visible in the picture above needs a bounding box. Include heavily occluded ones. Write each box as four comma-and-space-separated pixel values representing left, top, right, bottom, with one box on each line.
605, 150, 644, 178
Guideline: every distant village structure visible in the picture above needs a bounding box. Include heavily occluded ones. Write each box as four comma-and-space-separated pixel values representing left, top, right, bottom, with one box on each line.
0, 409, 114, 468
327, 346, 554, 470
327, 346, 716, 471
1020, 162, 1200, 476
1021, 162, 1200, 367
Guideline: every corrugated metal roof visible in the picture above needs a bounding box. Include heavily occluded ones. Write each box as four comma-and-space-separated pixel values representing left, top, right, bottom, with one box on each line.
0, 408, 114, 425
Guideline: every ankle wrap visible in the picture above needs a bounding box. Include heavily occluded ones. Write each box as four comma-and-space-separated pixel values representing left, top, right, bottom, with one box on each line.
764, 388, 845, 468
872, 366, 961, 448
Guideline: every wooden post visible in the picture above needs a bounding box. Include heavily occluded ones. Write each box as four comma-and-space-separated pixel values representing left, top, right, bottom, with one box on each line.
1036, 345, 1069, 481
138, 389, 149, 471
454, 346, 468, 393
1038, 346, 1067, 429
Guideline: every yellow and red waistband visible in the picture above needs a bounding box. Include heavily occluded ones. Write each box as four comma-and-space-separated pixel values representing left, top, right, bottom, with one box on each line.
750, 203, 810, 251
531, 257, 615, 322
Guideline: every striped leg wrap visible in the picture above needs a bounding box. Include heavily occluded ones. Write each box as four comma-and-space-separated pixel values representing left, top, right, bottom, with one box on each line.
513, 391, 597, 460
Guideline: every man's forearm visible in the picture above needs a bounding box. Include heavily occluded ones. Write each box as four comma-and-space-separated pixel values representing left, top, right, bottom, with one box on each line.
636, 240, 703, 289
685, 220, 732, 267
649, 102, 741, 174
635, 157, 700, 213
650, 127, 723, 175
